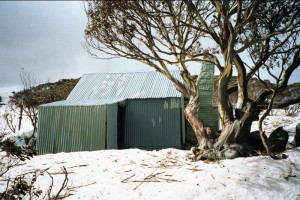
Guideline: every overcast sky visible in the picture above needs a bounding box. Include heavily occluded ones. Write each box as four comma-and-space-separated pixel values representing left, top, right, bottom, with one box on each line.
0, 1, 299, 93
0, 1, 150, 93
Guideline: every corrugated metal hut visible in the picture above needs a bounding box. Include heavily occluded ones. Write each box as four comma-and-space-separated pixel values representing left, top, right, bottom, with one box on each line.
37, 71, 185, 154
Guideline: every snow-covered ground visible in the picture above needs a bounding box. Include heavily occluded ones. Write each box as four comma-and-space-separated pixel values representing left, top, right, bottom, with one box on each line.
0, 92, 33, 146
4, 147, 300, 200
1, 93, 300, 199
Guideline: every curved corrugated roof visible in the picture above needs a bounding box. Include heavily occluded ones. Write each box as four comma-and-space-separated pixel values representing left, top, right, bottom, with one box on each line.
67, 71, 182, 101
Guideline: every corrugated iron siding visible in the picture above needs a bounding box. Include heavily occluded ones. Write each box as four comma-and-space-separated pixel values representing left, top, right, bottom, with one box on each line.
37, 105, 107, 154
198, 97, 219, 131
106, 103, 118, 149
67, 71, 182, 102
197, 62, 219, 131
123, 98, 182, 149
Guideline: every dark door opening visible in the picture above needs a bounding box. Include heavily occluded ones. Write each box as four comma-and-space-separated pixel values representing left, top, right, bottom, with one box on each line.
117, 105, 126, 149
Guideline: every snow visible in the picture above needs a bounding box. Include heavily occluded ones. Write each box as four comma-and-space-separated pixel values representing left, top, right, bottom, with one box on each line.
3, 148, 300, 200
0, 93, 33, 139
0, 92, 11, 105
1, 94, 300, 200
2, 130, 34, 147
251, 110, 300, 143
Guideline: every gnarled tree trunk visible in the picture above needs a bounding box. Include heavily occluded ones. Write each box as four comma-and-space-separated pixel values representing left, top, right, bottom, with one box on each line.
189, 101, 260, 160
189, 62, 261, 160
184, 94, 209, 150
214, 102, 260, 159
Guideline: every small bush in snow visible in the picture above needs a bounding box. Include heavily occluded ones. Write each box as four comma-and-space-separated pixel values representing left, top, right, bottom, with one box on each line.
0, 140, 37, 161
2, 112, 17, 133
0, 139, 70, 199
1, 173, 43, 200
284, 104, 300, 117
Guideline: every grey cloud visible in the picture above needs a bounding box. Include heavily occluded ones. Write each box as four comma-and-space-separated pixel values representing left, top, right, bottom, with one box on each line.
0, 1, 147, 93
0, 1, 298, 93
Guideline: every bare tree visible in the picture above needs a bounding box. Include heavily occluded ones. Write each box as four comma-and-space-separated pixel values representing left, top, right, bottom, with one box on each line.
2, 113, 17, 133
10, 69, 39, 133
20, 69, 38, 133
84, 0, 300, 159
10, 74, 79, 136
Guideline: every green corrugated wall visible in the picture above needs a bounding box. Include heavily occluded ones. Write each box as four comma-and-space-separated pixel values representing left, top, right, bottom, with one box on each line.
37, 105, 107, 154
197, 62, 219, 131
122, 98, 182, 149
106, 103, 118, 149
37, 98, 184, 153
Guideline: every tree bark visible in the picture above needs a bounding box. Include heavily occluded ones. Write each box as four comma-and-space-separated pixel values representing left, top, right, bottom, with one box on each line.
213, 102, 260, 159
184, 94, 209, 150
186, 68, 261, 159
216, 115, 252, 148
218, 63, 234, 127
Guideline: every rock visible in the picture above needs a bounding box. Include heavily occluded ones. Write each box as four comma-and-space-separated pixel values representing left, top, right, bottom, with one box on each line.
220, 143, 252, 159
281, 153, 288, 159
267, 127, 289, 154
224, 148, 239, 159
294, 123, 300, 147
249, 131, 267, 151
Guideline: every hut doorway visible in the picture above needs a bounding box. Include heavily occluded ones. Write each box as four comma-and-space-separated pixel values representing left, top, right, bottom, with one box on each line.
117, 104, 126, 149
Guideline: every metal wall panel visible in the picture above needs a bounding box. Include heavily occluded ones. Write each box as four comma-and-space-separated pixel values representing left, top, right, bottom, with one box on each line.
197, 62, 219, 131
123, 98, 182, 149
37, 105, 107, 154
106, 103, 118, 149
